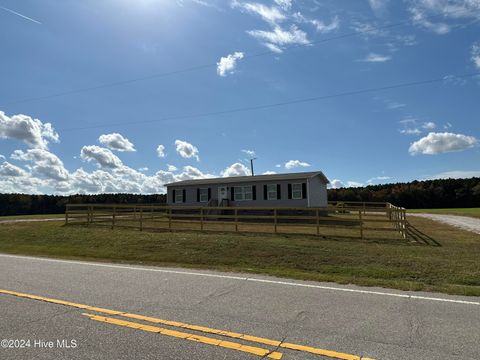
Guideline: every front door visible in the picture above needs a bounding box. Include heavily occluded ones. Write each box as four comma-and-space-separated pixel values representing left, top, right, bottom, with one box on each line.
218, 186, 228, 203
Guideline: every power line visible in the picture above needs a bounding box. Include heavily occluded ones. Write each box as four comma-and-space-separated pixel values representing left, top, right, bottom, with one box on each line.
1, 8, 476, 107
58, 71, 480, 132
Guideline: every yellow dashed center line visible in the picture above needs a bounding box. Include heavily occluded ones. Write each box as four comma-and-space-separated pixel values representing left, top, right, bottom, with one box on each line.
0, 289, 376, 360
82, 313, 282, 359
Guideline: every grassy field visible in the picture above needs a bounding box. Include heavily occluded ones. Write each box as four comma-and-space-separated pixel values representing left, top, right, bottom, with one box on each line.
0, 214, 65, 220
0, 216, 479, 296
408, 208, 480, 219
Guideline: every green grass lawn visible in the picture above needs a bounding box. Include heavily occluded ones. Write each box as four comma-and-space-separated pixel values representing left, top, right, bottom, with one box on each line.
0, 216, 479, 296
0, 214, 65, 220
408, 208, 480, 219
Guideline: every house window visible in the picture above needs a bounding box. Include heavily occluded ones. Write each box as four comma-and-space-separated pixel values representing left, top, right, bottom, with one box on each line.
292, 183, 303, 199
175, 190, 184, 203
234, 186, 253, 201
199, 188, 208, 203
267, 184, 277, 200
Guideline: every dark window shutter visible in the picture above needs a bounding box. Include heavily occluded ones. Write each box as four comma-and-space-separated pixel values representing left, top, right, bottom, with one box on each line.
277, 184, 281, 199
197, 188, 200, 202
288, 184, 292, 199
231, 187, 235, 201
182, 189, 186, 202
252, 185, 256, 200
302, 183, 307, 199
263, 185, 267, 200
172, 189, 176, 203
208, 188, 211, 200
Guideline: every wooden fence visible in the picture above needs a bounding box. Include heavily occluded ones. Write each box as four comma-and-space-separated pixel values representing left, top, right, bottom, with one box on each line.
65, 202, 408, 240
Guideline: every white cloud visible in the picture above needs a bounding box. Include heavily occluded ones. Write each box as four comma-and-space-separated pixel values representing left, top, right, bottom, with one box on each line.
217, 52, 244, 77
422, 121, 436, 129
175, 140, 200, 161
0, 154, 5, 159
0, 161, 28, 177
310, 16, 340, 33
0, 142, 219, 195
98, 133, 135, 152
443, 74, 467, 86
285, 160, 311, 169
399, 118, 436, 135
176, 165, 213, 180
472, 42, 480, 69
347, 181, 364, 187
247, 25, 309, 53
362, 52, 392, 62
293, 12, 339, 33
0, 111, 59, 149
11, 148, 70, 181
0, 162, 42, 194
221, 162, 251, 177
410, 7, 451, 34
241, 149, 256, 157
275, 164, 281, 168
262, 170, 277, 175
408, 0, 480, 35
396, 34, 417, 46
351, 22, 388, 37
399, 117, 417, 124
367, 175, 391, 184
167, 164, 178, 172
328, 179, 364, 188
409, 132, 478, 155
80, 145, 124, 168
156, 144, 166, 158
232, 1, 286, 24
138, 167, 149, 172
265, 43, 283, 53
429, 170, 480, 179
274, 0, 292, 11
400, 128, 422, 135
329, 179, 345, 189
368, 0, 390, 14
386, 101, 406, 110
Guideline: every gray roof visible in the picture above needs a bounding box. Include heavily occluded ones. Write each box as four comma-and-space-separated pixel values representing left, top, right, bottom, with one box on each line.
165, 171, 329, 187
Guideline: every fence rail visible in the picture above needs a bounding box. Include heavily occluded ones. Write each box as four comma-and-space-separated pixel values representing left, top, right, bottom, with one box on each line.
65, 202, 408, 240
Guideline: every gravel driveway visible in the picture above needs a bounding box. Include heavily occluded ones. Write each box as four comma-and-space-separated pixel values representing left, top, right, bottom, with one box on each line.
410, 213, 480, 235
0, 218, 63, 224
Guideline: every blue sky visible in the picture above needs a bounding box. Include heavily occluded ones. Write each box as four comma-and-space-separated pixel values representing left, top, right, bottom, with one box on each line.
0, 0, 479, 194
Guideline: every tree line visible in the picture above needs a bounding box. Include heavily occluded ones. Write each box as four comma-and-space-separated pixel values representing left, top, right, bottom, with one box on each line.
329, 177, 480, 209
0, 193, 166, 216
0, 177, 479, 216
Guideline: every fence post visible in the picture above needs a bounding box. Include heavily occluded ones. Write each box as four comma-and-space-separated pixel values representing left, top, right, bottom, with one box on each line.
140, 208, 143, 231
151, 205, 154, 220
274, 209, 277, 234
65, 205, 69, 225
88, 205, 92, 226
316, 208, 320, 236
359, 210, 364, 240
112, 206, 116, 229
235, 208, 238, 232
200, 208, 204, 231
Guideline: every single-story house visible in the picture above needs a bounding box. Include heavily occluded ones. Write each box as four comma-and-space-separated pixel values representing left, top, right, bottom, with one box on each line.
165, 171, 329, 208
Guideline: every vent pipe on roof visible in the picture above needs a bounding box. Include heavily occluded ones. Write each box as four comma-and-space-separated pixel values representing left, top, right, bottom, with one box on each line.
250, 158, 256, 176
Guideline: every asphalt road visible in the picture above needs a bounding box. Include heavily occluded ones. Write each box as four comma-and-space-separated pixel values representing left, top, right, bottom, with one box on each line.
0, 254, 479, 360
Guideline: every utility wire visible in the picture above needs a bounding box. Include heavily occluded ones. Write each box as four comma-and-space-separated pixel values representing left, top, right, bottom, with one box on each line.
58, 71, 480, 132
1, 8, 476, 107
